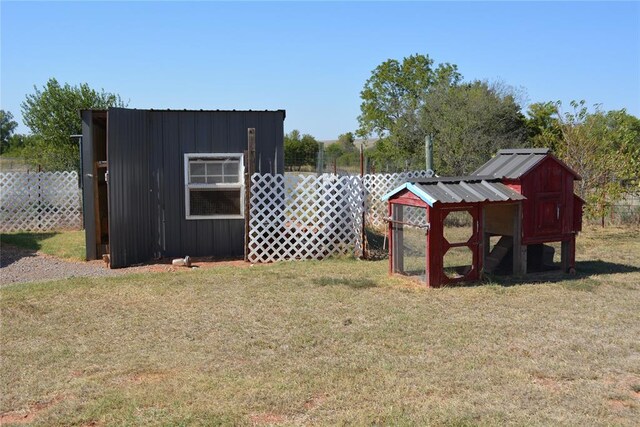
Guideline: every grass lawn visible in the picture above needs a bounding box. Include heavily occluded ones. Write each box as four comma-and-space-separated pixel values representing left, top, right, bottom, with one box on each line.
0, 231, 85, 261
1, 226, 639, 425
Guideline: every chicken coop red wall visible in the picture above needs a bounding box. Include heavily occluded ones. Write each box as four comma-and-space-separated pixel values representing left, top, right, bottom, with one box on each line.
507, 156, 579, 244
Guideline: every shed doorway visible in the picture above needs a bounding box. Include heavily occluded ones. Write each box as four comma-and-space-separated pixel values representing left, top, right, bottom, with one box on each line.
91, 112, 110, 259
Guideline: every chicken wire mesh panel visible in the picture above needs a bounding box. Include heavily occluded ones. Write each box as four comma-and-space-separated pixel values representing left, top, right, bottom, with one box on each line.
248, 173, 364, 262
0, 171, 82, 232
443, 246, 474, 280
391, 205, 428, 281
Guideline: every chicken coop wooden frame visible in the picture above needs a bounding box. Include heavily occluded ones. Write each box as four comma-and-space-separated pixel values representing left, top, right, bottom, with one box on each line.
383, 149, 585, 287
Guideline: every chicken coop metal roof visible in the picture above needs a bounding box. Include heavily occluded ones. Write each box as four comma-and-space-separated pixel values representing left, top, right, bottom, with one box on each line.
471, 148, 550, 179
382, 177, 526, 207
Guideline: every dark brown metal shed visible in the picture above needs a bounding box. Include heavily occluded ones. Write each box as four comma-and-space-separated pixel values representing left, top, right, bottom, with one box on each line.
80, 108, 285, 268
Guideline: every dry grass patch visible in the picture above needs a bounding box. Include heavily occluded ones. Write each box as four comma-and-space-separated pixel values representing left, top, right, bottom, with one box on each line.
1, 226, 639, 425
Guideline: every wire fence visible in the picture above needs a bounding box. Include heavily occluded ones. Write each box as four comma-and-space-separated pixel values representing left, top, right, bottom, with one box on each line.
285, 144, 428, 176
605, 194, 640, 225
286, 146, 640, 227
0, 157, 34, 173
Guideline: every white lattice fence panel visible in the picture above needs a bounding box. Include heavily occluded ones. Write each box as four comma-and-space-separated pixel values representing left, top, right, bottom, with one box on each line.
0, 171, 82, 232
363, 170, 433, 228
248, 173, 364, 262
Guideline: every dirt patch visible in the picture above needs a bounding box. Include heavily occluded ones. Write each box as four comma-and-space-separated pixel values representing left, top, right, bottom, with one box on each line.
0, 245, 122, 286
531, 373, 564, 392
138, 258, 252, 273
533, 377, 562, 392
0, 395, 64, 424
250, 412, 286, 425
602, 374, 640, 402
608, 398, 633, 410
1, 244, 257, 286
303, 393, 327, 410
128, 371, 170, 384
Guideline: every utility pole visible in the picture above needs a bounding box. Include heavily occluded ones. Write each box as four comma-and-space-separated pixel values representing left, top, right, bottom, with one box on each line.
425, 134, 433, 172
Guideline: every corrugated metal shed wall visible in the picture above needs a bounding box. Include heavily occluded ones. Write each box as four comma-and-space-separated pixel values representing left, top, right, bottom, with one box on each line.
108, 109, 154, 267
106, 108, 284, 268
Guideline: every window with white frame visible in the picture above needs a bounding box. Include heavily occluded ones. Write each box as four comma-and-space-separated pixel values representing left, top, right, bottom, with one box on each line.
184, 153, 244, 219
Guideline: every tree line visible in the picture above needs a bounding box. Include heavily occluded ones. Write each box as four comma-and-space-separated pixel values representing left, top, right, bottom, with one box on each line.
1, 54, 638, 220
355, 54, 639, 219
0, 78, 125, 170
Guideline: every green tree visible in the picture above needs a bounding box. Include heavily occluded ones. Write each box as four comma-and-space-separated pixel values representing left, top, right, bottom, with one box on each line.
324, 138, 360, 173
357, 54, 461, 162
357, 55, 530, 173
420, 81, 529, 175
0, 110, 18, 154
20, 78, 126, 170
284, 130, 302, 170
337, 132, 356, 153
284, 130, 319, 171
555, 101, 640, 220
526, 101, 563, 152
325, 143, 344, 161
5, 134, 38, 156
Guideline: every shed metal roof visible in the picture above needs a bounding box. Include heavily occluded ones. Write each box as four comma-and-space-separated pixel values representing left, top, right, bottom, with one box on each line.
80, 108, 287, 119
382, 177, 525, 207
471, 148, 550, 179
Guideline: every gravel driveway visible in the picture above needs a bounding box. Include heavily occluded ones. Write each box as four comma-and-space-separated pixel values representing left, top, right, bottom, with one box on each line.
0, 245, 122, 286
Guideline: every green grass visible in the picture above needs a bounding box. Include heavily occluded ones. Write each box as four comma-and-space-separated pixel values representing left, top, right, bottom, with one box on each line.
0, 231, 85, 261
1, 226, 639, 425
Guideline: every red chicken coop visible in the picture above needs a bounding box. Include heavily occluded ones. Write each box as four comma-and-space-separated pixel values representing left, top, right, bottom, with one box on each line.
383, 149, 584, 287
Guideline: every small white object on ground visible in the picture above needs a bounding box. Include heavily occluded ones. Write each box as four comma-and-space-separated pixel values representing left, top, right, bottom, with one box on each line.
171, 256, 192, 267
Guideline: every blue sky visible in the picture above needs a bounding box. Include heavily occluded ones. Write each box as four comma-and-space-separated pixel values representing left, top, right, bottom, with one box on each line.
2, 1, 639, 140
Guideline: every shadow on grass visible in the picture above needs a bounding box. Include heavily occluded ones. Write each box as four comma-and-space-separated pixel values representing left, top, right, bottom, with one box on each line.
312, 277, 378, 289
0, 233, 60, 268
1, 232, 59, 250
573, 260, 640, 275
479, 260, 640, 289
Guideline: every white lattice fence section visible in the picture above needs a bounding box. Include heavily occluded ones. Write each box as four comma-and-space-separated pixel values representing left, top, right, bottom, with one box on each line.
248, 173, 364, 262
363, 170, 433, 228
0, 171, 82, 232
248, 170, 433, 262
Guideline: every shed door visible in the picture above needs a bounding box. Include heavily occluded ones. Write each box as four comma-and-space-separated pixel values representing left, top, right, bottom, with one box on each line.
535, 194, 562, 235
107, 108, 154, 268
534, 162, 564, 236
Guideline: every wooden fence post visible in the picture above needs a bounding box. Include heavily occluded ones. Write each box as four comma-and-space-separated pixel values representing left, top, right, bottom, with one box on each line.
360, 144, 367, 259
244, 128, 256, 262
